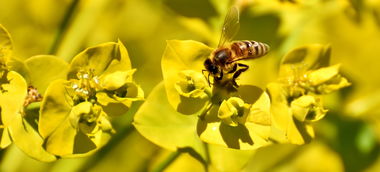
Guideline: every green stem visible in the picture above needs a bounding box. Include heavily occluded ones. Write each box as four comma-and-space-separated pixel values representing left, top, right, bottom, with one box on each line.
49, 0, 80, 55
199, 102, 213, 120
151, 151, 181, 172
204, 142, 211, 165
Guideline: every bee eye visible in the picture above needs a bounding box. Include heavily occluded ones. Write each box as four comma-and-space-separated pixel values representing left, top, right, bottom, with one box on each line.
204, 59, 211, 66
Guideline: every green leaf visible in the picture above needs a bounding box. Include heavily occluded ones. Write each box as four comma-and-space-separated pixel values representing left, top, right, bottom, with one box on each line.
24, 55, 69, 94
67, 40, 132, 79
0, 71, 27, 125
0, 24, 13, 65
133, 82, 206, 159
279, 44, 331, 78
161, 40, 213, 115
198, 89, 272, 150
7, 112, 57, 162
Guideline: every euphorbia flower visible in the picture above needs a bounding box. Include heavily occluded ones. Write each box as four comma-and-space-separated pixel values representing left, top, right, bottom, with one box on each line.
39, 41, 144, 157
267, 44, 350, 144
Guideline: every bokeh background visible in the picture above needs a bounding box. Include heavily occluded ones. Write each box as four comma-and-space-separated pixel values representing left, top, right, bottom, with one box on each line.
1, 0, 380, 171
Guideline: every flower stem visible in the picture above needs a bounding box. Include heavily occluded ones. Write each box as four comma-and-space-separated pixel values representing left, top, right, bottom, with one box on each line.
151, 151, 181, 172
204, 142, 211, 165
49, 0, 80, 55
199, 102, 213, 120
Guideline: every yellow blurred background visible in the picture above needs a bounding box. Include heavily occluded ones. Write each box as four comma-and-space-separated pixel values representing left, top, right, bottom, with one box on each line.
1, 0, 380, 171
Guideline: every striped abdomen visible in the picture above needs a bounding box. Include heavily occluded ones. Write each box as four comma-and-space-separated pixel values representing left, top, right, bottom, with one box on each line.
230, 41, 270, 62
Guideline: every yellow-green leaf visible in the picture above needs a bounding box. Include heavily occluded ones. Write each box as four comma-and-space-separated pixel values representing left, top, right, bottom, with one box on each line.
0, 24, 13, 65
0, 127, 12, 149
0, 71, 27, 125
39, 80, 72, 138
287, 117, 314, 145
100, 69, 136, 90
68, 41, 131, 79
208, 144, 255, 172
267, 82, 291, 131
133, 82, 206, 160
7, 112, 57, 162
308, 64, 340, 86
198, 121, 271, 150
279, 44, 331, 77
24, 55, 69, 94
44, 115, 94, 157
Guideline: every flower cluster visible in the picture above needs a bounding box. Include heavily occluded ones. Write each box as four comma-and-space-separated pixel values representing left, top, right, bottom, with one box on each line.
134, 40, 350, 153
268, 44, 350, 144
39, 41, 144, 157
0, 24, 143, 160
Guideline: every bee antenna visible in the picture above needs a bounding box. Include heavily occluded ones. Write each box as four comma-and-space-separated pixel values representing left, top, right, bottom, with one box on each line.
207, 73, 211, 86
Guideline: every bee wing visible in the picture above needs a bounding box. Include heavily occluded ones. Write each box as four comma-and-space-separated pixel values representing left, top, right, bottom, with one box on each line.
217, 6, 240, 48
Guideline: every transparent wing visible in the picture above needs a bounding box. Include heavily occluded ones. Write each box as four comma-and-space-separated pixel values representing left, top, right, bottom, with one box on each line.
217, 6, 240, 48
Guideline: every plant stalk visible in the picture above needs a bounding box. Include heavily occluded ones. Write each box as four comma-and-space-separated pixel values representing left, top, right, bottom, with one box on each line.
151, 151, 181, 172
49, 0, 80, 55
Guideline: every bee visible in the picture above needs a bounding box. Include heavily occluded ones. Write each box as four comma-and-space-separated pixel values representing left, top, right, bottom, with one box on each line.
24, 85, 43, 107
203, 6, 270, 87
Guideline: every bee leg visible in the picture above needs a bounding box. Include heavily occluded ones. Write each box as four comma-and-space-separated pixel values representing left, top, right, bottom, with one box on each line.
228, 63, 238, 73
202, 69, 211, 86
202, 69, 207, 78
207, 73, 212, 86
237, 63, 249, 69
232, 63, 249, 87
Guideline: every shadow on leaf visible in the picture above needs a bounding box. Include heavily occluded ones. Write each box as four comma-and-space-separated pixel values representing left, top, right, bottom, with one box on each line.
177, 96, 207, 115
219, 123, 253, 149
236, 85, 263, 104
73, 131, 97, 154
293, 117, 313, 143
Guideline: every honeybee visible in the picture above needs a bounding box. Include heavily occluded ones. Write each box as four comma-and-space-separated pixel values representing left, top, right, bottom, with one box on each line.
203, 6, 270, 87
23, 85, 43, 107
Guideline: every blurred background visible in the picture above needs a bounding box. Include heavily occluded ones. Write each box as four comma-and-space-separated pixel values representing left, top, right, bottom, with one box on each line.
1, 0, 380, 171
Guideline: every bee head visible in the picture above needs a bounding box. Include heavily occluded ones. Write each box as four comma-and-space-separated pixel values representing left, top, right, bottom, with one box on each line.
204, 58, 219, 74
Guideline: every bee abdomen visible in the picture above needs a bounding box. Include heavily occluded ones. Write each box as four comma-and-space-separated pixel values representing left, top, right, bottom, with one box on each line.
231, 41, 270, 59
